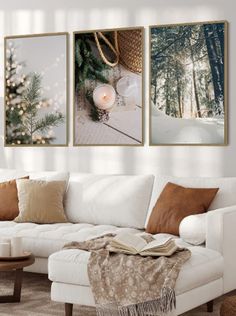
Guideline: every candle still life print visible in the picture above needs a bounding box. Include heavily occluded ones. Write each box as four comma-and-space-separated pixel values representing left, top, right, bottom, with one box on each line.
74, 28, 144, 146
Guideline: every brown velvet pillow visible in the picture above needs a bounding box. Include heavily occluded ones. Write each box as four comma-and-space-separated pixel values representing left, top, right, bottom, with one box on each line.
0, 177, 29, 221
146, 182, 219, 236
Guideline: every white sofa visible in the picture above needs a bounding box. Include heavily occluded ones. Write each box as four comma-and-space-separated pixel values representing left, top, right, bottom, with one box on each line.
0, 169, 236, 316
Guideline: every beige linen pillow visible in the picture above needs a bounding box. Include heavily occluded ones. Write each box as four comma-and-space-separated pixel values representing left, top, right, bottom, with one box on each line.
14, 179, 68, 223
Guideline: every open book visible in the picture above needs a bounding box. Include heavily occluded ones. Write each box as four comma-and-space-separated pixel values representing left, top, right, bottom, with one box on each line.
109, 233, 182, 257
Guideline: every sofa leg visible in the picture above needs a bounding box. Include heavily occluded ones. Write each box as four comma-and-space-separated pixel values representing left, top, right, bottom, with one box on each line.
207, 300, 214, 313
65, 303, 73, 316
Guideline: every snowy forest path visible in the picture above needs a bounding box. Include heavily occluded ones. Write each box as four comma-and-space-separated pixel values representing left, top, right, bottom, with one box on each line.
152, 114, 224, 144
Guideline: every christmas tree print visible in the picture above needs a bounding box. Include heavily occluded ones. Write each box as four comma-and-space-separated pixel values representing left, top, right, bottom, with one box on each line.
5, 42, 65, 145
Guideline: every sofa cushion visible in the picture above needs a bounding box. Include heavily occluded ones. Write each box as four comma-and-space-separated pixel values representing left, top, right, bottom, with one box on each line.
0, 169, 69, 183
15, 179, 68, 224
146, 182, 218, 235
65, 173, 154, 229
179, 213, 206, 245
48, 234, 189, 287
0, 221, 140, 258
29, 171, 69, 182
0, 177, 29, 220
0, 169, 28, 182
146, 175, 236, 226
48, 245, 223, 295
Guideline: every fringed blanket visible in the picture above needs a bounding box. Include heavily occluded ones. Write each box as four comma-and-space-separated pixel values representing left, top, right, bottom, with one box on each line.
64, 234, 191, 316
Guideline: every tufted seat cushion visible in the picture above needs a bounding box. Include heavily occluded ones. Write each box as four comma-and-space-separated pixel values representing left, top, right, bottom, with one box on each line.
0, 221, 140, 258
48, 245, 224, 295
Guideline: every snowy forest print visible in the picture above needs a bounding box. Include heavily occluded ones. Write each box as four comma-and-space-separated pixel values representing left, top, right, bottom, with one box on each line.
150, 21, 227, 145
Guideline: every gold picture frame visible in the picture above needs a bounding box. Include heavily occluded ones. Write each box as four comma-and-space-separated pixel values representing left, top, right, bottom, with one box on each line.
73, 26, 144, 146
149, 21, 228, 146
4, 32, 69, 147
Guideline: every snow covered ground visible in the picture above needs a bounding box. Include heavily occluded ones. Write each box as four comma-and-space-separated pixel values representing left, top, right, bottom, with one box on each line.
151, 108, 224, 145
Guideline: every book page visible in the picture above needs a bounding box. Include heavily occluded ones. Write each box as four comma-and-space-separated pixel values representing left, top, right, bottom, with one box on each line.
108, 246, 134, 255
111, 233, 147, 253
140, 245, 178, 257
141, 236, 173, 252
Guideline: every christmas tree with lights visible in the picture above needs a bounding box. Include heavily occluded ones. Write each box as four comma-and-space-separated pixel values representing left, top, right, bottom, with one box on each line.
5, 42, 29, 144
5, 42, 65, 145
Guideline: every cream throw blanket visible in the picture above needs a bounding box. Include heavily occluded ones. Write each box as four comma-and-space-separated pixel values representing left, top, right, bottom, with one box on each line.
64, 234, 191, 316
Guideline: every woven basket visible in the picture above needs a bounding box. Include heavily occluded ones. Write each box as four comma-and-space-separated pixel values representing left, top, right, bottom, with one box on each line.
220, 296, 236, 315
94, 31, 119, 67
117, 29, 143, 73
94, 29, 143, 74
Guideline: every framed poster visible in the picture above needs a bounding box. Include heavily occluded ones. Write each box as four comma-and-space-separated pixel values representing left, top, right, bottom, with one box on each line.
150, 21, 228, 145
4, 33, 68, 146
73, 27, 144, 146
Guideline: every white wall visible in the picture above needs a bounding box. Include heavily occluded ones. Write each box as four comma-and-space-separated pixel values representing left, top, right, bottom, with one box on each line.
0, 0, 234, 176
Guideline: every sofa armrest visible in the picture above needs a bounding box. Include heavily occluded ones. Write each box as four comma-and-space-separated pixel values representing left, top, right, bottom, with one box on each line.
206, 205, 236, 293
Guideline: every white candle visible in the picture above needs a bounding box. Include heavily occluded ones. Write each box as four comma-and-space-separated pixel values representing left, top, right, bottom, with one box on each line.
11, 237, 23, 257
93, 84, 116, 110
0, 243, 10, 257
1, 238, 11, 256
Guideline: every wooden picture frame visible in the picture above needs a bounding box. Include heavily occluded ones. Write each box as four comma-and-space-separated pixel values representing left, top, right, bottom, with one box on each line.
4, 32, 69, 146
150, 21, 228, 146
73, 27, 144, 146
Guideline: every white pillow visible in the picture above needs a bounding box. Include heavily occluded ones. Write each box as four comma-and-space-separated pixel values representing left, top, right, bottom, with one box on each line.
30, 171, 70, 204
65, 173, 154, 229
179, 213, 206, 245
29, 171, 69, 182
0, 168, 28, 183
0, 169, 69, 183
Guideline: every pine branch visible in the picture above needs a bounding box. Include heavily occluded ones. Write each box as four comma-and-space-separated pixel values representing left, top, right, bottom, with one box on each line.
86, 90, 94, 105
92, 70, 109, 84
75, 39, 83, 67
22, 73, 41, 108
33, 113, 65, 134
90, 53, 108, 71
75, 36, 109, 91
